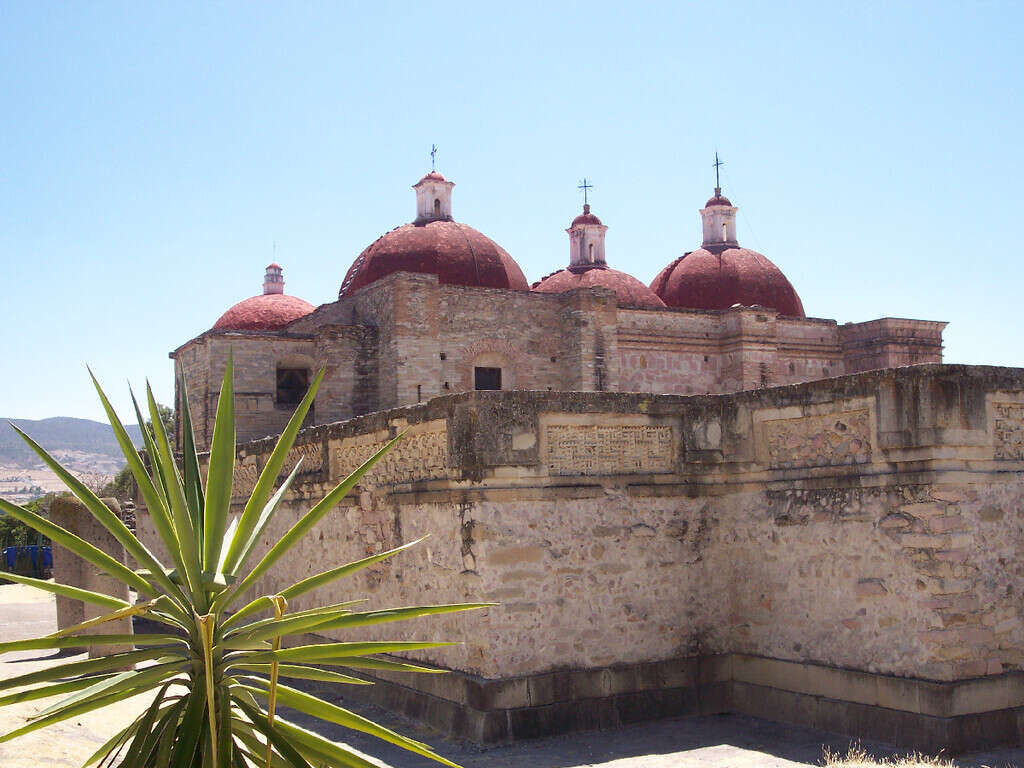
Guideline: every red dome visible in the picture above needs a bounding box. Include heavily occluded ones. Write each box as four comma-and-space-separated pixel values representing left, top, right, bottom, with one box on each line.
651, 247, 805, 317
570, 204, 603, 227
704, 194, 733, 207
417, 171, 448, 183
532, 267, 666, 308
213, 293, 315, 331
339, 220, 529, 297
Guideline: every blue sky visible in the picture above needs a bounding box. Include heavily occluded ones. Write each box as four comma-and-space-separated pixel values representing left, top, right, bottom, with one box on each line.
1, 1, 1021, 421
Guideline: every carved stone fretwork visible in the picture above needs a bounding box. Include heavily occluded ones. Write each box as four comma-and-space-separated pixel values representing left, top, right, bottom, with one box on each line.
763, 409, 872, 469
543, 424, 674, 476
993, 402, 1024, 460
332, 424, 449, 486
279, 441, 324, 480
231, 463, 259, 499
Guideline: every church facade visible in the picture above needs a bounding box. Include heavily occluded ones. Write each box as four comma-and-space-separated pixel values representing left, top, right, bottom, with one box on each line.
170, 170, 945, 449
145, 169, 1024, 753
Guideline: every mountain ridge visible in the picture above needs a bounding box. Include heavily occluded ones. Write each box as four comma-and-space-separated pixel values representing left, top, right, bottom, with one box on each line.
0, 416, 144, 467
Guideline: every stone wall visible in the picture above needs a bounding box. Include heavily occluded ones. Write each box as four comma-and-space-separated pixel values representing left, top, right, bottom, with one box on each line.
840, 318, 947, 374
174, 276, 947, 452
139, 364, 1024, 688
173, 333, 317, 449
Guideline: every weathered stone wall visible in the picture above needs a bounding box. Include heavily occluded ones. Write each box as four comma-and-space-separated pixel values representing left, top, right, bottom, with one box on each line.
438, 283, 567, 394
173, 333, 317, 449
138, 364, 1024, 687
174, 277, 948, 455
51, 496, 133, 657
840, 318, 947, 374
616, 307, 845, 395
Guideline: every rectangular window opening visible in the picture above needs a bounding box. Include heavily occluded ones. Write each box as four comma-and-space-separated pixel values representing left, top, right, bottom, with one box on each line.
474, 367, 502, 391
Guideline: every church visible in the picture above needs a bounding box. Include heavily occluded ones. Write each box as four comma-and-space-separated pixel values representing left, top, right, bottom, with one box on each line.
147, 166, 1024, 754
170, 167, 945, 448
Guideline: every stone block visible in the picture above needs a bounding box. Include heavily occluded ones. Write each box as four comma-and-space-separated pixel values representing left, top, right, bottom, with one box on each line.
876, 674, 922, 713
801, 663, 878, 707
50, 496, 133, 659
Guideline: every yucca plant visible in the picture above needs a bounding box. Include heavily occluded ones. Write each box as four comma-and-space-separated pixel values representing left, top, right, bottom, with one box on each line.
0, 356, 487, 767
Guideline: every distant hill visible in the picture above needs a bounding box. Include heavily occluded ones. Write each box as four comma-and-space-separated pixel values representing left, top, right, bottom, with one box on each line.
0, 417, 143, 468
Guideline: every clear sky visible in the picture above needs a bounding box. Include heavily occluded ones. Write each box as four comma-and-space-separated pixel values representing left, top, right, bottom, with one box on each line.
2, 1, 1021, 422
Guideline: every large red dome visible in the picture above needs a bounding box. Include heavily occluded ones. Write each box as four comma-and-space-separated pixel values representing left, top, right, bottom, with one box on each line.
533, 267, 666, 308
651, 247, 805, 317
339, 220, 528, 297
213, 293, 315, 331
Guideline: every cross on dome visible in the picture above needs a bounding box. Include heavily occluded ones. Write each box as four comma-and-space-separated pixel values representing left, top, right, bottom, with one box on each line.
578, 178, 593, 206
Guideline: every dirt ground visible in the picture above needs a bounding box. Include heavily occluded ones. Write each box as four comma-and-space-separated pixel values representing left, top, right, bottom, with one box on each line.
0, 585, 1019, 768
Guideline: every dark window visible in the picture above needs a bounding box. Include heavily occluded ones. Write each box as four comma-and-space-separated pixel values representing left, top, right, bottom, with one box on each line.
277, 368, 309, 406
474, 367, 501, 391
434, 198, 441, 216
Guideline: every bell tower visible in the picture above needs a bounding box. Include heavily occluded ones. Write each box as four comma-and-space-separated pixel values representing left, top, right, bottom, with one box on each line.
263, 263, 284, 294
567, 204, 608, 271
413, 172, 454, 223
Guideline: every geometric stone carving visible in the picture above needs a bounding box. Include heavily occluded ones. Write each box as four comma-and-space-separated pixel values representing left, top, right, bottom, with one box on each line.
332, 424, 448, 486
279, 441, 324, 480
993, 402, 1024, 460
543, 424, 674, 476
231, 462, 260, 499
763, 409, 872, 469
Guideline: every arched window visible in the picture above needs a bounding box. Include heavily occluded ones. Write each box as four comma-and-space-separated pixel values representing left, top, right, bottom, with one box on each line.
434, 198, 441, 216
277, 368, 309, 406
722, 222, 728, 240
588, 243, 594, 262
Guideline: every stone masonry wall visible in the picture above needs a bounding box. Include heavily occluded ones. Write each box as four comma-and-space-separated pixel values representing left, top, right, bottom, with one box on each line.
176, 279, 947, 456
840, 318, 947, 374
137, 364, 1024, 685
616, 307, 845, 395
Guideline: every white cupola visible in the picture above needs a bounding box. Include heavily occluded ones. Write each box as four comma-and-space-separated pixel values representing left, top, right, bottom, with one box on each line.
263, 263, 284, 294
700, 187, 739, 251
567, 204, 608, 271
413, 171, 455, 223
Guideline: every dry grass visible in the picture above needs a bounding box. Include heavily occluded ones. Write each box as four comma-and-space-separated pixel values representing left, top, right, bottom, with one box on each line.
823, 744, 1003, 768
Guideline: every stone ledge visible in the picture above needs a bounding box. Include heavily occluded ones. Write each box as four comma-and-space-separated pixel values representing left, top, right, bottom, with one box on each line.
326, 652, 1024, 752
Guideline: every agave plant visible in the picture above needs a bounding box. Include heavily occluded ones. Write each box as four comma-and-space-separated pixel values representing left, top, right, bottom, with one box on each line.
0, 357, 487, 767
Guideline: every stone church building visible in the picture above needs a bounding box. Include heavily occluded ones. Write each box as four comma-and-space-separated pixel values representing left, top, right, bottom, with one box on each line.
149, 169, 1023, 752
171, 170, 945, 449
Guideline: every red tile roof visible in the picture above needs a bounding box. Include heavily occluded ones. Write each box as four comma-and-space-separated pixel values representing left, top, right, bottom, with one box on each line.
339, 220, 528, 297
213, 293, 315, 331
650, 247, 805, 317
532, 266, 666, 308
704, 194, 733, 207
570, 204, 603, 227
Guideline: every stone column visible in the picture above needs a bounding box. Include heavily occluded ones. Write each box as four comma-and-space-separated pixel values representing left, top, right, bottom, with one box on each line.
50, 496, 134, 657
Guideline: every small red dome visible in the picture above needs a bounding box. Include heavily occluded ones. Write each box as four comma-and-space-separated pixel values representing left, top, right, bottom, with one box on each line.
213, 294, 315, 331
570, 204, 603, 227
651, 248, 805, 317
416, 171, 448, 184
340, 220, 528, 297
532, 267, 666, 308
704, 194, 733, 207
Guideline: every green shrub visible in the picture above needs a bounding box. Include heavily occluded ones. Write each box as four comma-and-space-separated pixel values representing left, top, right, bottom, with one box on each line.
0, 357, 486, 767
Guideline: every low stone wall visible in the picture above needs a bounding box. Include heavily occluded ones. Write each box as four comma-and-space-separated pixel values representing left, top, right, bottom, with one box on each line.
137, 363, 1024, 749
51, 496, 133, 657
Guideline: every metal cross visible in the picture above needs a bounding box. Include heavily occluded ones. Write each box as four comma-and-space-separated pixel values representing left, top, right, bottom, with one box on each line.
430, 144, 437, 172
713, 152, 724, 189
578, 178, 593, 206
